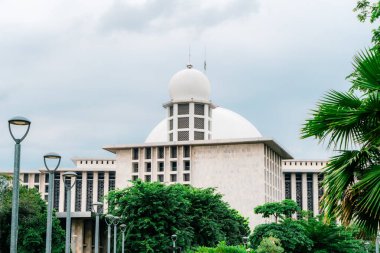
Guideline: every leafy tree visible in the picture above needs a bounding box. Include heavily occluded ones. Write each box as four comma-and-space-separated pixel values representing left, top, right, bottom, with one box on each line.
0, 181, 65, 253
254, 199, 299, 223
301, 48, 380, 236
107, 181, 250, 253
249, 218, 313, 253
354, 0, 380, 48
256, 237, 284, 253
299, 216, 367, 253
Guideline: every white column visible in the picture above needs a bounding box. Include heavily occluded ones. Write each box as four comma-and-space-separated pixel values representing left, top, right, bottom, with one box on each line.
81, 172, 87, 212
313, 173, 319, 215
189, 103, 194, 141
302, 173, 308, 211
104, 172, 109, 211
173, 104, 178, 141
291, 173, 297, 219
59, 172, 65, 212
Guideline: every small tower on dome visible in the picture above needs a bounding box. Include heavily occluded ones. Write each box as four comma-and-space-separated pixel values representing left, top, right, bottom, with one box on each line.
163, 64, 215, 142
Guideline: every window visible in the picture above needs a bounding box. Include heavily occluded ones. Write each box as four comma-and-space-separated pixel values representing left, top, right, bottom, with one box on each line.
169, 106, 173, 116
145, 147, 152, 159
145, 162, 151, 172
132, 163, 139, 173
169, 133, 173, 141
53, 173, 60, 210
45, 174, 49, 183
284, 173, 291, 199
184, 161, 190, 171
194, 117, 204, 129
178, 131, 189, 141
158, 147, 165, 159
45, 185, 49, 193
23, 174, 29, 183
170, 174, 177, 182
75, 172, 83, 212
86, 172, 93, 211
132, 148, 139, 160
183, 146, 190, 158
34, 185, 39, 191
145, 175, 151, 182
194, 104, 204, 115
194, 131, 204, 140
170, 147, 177, 158
157, 175, 164, 182
178, 104, 189, 115
171, 162, 177, 171
296, 173, 302, 219
109, 172, 116, 191
183, 173, 190, 181
208, 106, 212, 117
158, 162, 164, 172
132, 175, 138, 181
178, 117, 189, 129
34, 174, 40, 183
169, 119, 173, 130
307, 173, 313, 211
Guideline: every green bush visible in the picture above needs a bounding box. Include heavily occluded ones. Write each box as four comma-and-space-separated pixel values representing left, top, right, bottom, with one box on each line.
256, 237, 284, 253
191, 241, 249, 253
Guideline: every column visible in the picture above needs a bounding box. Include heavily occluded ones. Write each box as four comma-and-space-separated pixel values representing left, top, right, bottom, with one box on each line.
302, 173, 308, 211
313, 173, 319, 215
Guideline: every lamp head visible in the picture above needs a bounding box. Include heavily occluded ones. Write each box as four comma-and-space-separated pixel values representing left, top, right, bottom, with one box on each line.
243, 236, 248, 243
92, 201, 103, 213
120, 224, 127, 232
44, 152, 61, 172
171, 234, 177, 242
63, 171, 77, 179
8, 116, 31, 143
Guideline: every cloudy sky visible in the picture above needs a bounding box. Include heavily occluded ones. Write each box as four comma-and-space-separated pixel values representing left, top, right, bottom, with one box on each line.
0, 0, 373, 171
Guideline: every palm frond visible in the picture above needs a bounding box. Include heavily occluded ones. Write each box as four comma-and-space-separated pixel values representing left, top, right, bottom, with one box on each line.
348, 48, 380, 92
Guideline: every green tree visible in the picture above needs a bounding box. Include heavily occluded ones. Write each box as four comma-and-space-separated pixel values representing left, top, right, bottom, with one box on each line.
301, 48, 380, 236
107, 181, 250, 253
254, 199, 300, 223
249, 218, 313, 253
256, 237, 284, 253
0, 181, 65, 253
299, 216, 367, 253
354, 0, 380, 48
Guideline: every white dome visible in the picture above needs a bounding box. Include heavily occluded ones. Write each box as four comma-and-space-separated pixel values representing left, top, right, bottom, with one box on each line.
145, 107, 262, 143
169, 67, 211, 102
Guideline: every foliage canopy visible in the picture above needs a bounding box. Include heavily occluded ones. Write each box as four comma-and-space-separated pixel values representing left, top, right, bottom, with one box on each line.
107, 181, 250, 253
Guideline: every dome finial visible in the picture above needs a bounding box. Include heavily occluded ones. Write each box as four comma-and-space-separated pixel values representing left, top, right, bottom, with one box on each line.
187, 44, 193, 69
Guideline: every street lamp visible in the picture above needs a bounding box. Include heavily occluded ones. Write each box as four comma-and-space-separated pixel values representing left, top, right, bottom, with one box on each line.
120, 224, 127, 253
44, 152, 61, 253
8, 116, 31, 253
242, 236, 248, 249
105, 214, 114, 253
92, 202, 103, 253
113, 216, 120, 253
171, 234, 177, 253
63, 171, 77, 253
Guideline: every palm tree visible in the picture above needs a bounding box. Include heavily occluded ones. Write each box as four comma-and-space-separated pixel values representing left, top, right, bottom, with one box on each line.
301, 49, 380, 237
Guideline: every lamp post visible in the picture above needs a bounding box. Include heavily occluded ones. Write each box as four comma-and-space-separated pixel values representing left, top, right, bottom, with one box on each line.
113, 216, 120, 253
376, 229, 379, 253
92, 202, 103, 253
171, 234, 177, 253
120, 224, 127, 253
242, 236, 248, 249
105, 214, 114, 253
8, 116, 31, 253
63, 171, 77, 253
44, 152, 61, 253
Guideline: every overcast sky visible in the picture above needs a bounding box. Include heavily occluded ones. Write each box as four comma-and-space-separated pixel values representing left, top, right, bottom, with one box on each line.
0, 0, 373, 171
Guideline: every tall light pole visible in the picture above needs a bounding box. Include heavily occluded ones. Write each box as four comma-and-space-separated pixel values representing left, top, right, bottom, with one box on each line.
113, 216, 120, 253
120, 224, 127, 253
63, 171, 77, 253
105, 214, 114, 253
171, 234, 177, 253
8, 116, 31, 253
44, 152, 61, 253
92, 202, 103, 253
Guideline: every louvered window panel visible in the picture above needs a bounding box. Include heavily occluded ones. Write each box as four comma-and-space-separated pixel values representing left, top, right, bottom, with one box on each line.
158, 147, 165, 159
169, 119, 173, 130
194, 104, 204, 115
86, 172, 93, 211
178, 117, 189, 129
178, 104, 189, 115
53, 173, 60, 210
194, 117, 204, 129
75, 172, 82, 212
178, 131, 189, 141
194, 131, 204, 140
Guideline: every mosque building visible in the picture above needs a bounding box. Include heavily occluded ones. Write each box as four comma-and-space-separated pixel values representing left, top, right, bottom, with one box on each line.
11, 64, 327, 253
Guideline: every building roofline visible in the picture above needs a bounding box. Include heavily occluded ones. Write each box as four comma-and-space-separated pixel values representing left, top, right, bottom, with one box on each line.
103, 137, 293, 159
